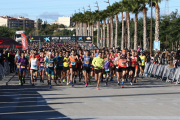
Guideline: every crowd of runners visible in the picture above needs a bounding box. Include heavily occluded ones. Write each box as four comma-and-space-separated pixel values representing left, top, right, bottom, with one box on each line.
1, 43, 180, 89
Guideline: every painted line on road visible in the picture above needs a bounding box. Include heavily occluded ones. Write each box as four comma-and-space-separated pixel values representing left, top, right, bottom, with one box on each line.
1, 116, 180, 119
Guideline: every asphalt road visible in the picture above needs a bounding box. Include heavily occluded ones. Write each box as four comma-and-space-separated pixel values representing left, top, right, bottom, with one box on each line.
0, 73, 180, 120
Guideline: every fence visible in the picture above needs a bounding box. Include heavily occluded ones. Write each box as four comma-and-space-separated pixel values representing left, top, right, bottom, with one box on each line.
144, 63, 180, 84
0, 61, 10, 80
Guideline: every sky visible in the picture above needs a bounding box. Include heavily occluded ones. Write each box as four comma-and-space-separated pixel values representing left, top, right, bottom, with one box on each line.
0, 0, 180, 23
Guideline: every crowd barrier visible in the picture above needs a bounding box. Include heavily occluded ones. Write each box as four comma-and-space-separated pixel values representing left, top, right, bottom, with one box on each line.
144, 63, 180, 84
0, 62, 10, 80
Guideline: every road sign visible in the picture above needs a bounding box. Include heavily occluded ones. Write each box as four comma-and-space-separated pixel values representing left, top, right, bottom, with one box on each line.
154, 41, 160, 50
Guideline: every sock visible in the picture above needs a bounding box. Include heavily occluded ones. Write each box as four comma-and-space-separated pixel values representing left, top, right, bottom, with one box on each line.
118, 81, 119, 83
122, 81, 124, 85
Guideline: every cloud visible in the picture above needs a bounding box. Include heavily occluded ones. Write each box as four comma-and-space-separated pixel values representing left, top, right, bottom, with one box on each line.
39, 12, 64, 20
10, 13, 29, 18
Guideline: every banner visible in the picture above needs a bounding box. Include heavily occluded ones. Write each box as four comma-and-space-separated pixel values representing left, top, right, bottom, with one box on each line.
77, 36, 84, 42
21, 33, 27, 50
154, 41, 160, 50
84, 36, 92, 43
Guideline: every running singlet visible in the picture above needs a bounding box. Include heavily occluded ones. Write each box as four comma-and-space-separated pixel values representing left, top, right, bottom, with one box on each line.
118, 56, 127, 68
130, 57, 136, 67
104, 60, 110, 71
92, 56, 105, 70
48, 59, 54, 68
16, 55, 20, 69
63, 57, 69, 67
31, 58, 38, 70
83, 55, 91, 67
39, 57, 44, 68
69, 56, 77, 67
139, 55, 146, 66
17, 58, 28, 69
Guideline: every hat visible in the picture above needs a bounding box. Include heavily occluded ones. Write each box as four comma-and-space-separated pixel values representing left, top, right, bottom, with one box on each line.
140, 50, 144, 53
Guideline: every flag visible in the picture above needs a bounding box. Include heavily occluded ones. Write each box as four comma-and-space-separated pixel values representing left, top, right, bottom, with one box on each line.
21, 33, 27, 50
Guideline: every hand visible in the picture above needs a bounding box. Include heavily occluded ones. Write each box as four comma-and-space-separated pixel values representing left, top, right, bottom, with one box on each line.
95, 66, 97, 68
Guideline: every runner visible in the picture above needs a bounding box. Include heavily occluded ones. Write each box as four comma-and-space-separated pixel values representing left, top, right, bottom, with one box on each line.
15, 50, 21, 84
82, 50, 91, 87
77, 49, 83, 82
69, 49, 78, 87
139, 50, 146, 78
29, 52, 39, 86
114, 52, 122, 86
62, 51, 70, 85
103, 54, 111, 86
118, 50, 127, 88
92, 52, 105, 90
39, 51, 45, 83
16, 52, 28, 86
25, 49, 30, 78
129, 50, 138, 85
46, 52, 56, 88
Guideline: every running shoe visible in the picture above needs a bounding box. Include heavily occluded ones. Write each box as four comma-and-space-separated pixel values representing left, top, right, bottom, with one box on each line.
23, 79, 25, 84
134, 79, 137, 83
49, 85, 52, 89
67, 83, 69, 85
89, 82, 91, 85
114, 75, 116, 77
69, 80, 71, 83
32, 83, 34, 86
85, 84, 87, 87
105, 82, 107, 86
96, 87, 100, 90
110, 78, 114, 81
83, 81, 85, 85
53, 80, 55, 82
63, 79, 66, 83
72, 83, 74, 87
121, 85, 124, 88
118, 83, 120, 86
19, 80, 21, 85
130, 82, 133, 86
126, 79, 128, 82
59, 83, 62, 86
90, 76, 92, 79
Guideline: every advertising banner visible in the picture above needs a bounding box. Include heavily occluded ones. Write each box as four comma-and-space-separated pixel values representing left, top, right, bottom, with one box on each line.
51, 37, 59, 42
28, 36, 42, 43
84, 36, 92, 43
77, 36, 84, 42
21, 33, 27, 50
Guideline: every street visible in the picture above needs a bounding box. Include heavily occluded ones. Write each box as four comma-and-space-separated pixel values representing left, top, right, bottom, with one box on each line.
0, 73, 180, 120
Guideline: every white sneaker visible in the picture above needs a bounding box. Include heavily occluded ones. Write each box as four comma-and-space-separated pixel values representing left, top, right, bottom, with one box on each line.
130, 82, 133, 86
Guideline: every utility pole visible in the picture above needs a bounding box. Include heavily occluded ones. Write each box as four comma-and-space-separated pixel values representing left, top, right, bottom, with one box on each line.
95, 1, 100, 48
105, 0, 111, 48
150, 0, 152, 54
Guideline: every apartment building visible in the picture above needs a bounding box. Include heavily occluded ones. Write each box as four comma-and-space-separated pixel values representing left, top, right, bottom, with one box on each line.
0, 16, 34, 28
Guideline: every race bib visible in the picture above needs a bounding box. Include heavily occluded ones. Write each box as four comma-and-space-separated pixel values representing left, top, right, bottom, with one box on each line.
122, 62, 126, 65
132, 63, 135, 67
21, 65, 25, 69
32, 65, 37, 69
85, 61, 89, 64
105, 69, 109, 72
142, 59, 144, 62
17, 65, 20, 68
49, 64, 53, 67
71, 62, 76, 65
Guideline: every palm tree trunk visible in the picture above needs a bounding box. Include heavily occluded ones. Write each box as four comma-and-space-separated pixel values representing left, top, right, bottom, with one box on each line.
76, 21, 78, 36
88, 23, 90, 36
83, 23, 87, 36
92, 23, 94, 44
134, 13, 138, 50
115, 14, 118, 48
103, 20, 106, 47
101, 26, 103, 48
121, 12, 124, 50
107, 20, 110, 48
127, 12, 131, 49
155, 3, 160, 41
97, 21, 100, 48
80, 22, 82, 36
110, 16, 113, 48
143, 7, 147, 50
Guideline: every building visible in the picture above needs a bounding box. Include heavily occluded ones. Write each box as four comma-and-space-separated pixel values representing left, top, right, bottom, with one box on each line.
0, 16, 34, 28
50, 16, 71, 27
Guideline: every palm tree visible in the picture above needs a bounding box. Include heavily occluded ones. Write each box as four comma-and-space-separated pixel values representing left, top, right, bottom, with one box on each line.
131, 0, 142, 50
154, 0, 161, 41
103, 19, 106, 47
107, 20, 110, 48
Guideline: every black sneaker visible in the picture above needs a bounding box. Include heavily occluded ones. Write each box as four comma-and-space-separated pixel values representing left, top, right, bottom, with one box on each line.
118, 83, 120, 86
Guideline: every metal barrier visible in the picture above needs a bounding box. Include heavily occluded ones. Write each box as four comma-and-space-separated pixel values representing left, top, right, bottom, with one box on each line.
144, 63, 180, 84
0, 61, 10, 80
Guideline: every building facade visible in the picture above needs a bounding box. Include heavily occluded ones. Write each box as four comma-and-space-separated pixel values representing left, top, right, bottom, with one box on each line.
50, 16, 71, 27
0, 16, 34, 28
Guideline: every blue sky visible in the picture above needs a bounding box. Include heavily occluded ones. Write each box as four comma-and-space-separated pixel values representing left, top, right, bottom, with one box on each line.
0, 0, 179, 23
